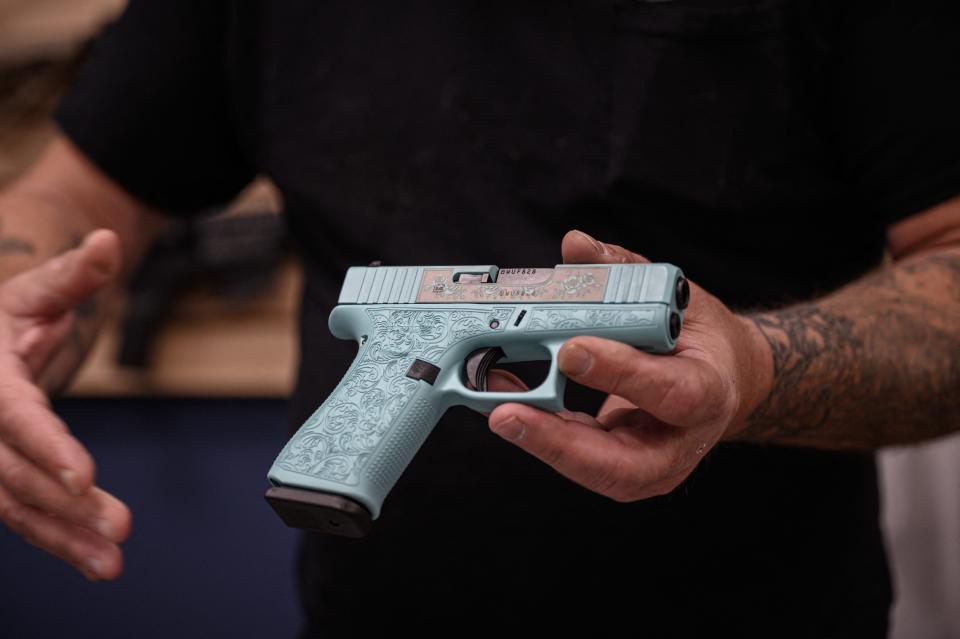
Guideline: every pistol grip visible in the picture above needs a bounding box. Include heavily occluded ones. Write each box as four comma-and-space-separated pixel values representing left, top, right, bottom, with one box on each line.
267, 304, 474, 530
265, 263, 688, 536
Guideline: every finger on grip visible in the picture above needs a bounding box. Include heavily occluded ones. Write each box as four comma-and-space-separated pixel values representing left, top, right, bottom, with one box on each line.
489, 403, 649, 497
0, 229, 120, 318
559, 336, 715, 428
0, 378, 95, 495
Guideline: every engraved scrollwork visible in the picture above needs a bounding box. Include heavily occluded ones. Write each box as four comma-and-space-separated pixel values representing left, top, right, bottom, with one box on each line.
552, 314, 588, 329
343, 364, 381, 395
387, 375, 418, 397
420, 344, 448, 362
551, 272, 599, 298
423, 275, 462, 300
323, 402, 361, 434
525, 307, 656, 332
382, 393, 408, 422
277, 305, 516, 485
359, 388, 386, 421
313, 455, 351, 481
383, 356, 414, 380
451, 316, 488, 340
337, 430, 379, 455
416, 312, 448, 341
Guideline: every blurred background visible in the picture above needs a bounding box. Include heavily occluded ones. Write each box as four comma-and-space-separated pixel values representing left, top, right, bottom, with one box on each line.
0, 1, 302, 637
0, 1, 957, 638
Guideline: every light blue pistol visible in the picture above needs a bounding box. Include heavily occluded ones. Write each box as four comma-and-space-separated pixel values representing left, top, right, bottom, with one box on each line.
265, 262, 689, 536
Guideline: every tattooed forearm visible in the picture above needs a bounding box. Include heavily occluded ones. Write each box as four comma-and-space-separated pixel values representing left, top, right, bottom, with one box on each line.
739, 250, 960, 448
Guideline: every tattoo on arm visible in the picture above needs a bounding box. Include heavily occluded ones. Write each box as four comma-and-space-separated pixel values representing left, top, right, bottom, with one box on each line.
0, 219, 36, 256
0, 238, 36, 255
740, 251, 960, 448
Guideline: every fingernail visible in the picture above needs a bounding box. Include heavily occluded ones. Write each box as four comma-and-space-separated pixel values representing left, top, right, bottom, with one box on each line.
59, 469, 82, 496
559, 344, 592, 376
85, 557, 103, 579
573, 230, 606, 255
95, 517, 114, 540
492, 416, 526, 442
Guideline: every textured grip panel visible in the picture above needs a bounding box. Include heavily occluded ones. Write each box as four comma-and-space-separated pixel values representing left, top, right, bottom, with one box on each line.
271, 306, 513, 497
363, 394, 437, 495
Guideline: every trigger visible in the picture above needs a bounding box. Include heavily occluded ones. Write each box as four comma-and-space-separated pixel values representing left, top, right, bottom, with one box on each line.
464, 347, 506, 392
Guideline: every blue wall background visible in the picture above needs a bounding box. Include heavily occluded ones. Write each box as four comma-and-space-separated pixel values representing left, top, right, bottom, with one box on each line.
0, 398, 301, 639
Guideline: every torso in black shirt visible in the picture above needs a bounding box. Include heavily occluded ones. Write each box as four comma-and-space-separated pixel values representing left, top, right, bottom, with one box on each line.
58, 0, 960, 634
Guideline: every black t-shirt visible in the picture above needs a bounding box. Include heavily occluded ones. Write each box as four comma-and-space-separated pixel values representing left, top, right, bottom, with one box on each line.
56, 0, 960, 635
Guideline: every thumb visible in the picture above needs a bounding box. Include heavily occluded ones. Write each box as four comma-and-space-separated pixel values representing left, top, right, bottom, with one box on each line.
0, 229, 122, 318
561, 229, 651, 265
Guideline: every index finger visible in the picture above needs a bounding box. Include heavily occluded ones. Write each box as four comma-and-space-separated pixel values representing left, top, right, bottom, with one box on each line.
558, 335, 727, 428
488, 403, 677, 501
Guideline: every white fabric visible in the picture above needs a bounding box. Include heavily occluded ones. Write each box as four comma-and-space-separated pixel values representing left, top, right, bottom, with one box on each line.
881, 432, 960, 639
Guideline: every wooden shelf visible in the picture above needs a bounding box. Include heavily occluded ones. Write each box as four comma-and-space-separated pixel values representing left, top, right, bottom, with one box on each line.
66, 259, 301, 398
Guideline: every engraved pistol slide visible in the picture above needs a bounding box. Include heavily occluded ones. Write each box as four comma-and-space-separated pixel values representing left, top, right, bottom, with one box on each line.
265, 263, 689, 537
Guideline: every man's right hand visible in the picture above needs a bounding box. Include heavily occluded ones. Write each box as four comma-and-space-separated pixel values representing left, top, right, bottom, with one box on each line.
0, 229, 131, 581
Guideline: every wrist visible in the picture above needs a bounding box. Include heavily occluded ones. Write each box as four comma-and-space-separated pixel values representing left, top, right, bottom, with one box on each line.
725, 314, 774, 439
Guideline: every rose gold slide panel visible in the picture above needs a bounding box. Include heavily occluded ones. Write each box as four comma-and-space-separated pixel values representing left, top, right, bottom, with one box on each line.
416, 267, 610, 303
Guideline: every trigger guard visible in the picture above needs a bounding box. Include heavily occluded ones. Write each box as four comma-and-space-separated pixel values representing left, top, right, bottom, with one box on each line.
450, 341, 568, 414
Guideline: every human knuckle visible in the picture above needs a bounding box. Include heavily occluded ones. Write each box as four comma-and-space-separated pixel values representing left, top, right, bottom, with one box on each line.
593, 461, 627, 500
0, 382, 21, 408
653, 376, 685, 420
664, 374, 710, 424
608, 360, 637, 399
1, 462, 32, 497
543, 446, 569, 471
680, 373, 708, 407
46, 535, 78, 562
1, 502, 26, 530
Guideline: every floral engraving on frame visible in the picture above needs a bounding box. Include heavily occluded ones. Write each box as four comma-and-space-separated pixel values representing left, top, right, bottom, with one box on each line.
275, 306, 513, 486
